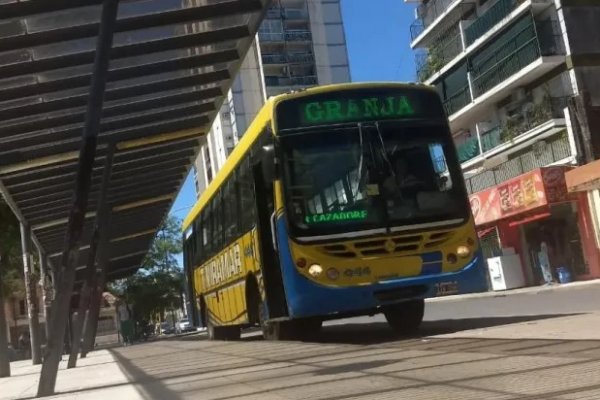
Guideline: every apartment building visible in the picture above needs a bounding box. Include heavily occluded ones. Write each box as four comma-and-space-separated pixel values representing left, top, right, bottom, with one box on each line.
408, 0, 600, 284
193, 0, 351, 194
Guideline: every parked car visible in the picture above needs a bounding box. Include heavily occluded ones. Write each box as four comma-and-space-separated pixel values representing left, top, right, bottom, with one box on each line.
160, 322, 175, 335
176, 317, 194, 333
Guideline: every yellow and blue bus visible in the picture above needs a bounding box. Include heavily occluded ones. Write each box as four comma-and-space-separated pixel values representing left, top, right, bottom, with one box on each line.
182, 82, 487, 340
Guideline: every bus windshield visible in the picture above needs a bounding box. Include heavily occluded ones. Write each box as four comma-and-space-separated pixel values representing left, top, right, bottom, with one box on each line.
281, 122, 469, 238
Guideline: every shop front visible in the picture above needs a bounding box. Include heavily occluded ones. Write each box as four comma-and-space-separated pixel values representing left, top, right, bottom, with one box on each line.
565, 159, 600, 280
469, 166, 597, 287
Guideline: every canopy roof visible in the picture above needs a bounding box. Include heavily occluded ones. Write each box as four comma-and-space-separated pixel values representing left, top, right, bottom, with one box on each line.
0, 0, 270, 285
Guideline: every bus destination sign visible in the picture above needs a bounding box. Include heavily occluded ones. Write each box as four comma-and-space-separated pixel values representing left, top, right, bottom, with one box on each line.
275, 87, 445, 130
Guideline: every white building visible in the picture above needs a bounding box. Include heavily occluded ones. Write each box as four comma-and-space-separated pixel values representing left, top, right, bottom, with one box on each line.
408, 0, 600, 283
193, 0, 351, 194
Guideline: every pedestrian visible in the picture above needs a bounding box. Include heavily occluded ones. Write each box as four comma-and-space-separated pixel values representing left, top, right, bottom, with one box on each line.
18, 332, 31, 359
538, 240, 554, 285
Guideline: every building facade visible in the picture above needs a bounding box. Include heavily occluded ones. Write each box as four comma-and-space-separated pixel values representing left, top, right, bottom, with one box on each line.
408, 0, 600, 284
193, 0, 351, 194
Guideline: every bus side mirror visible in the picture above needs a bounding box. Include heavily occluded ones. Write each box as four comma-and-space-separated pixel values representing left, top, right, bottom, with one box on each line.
261, 144, 276, 183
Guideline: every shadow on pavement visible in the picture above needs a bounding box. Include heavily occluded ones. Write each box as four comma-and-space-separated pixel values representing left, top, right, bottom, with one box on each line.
105, 329, 600, 400
312, 313, 584, 345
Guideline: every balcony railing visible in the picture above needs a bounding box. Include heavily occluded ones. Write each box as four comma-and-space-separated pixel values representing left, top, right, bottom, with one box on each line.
290, 75, 317, 86
471, 20, 563, 97
264, 75, 318, 87
416, 31, 463, 81
262, 54, 287, 64
480, 126, 502, 152
259, 32, 284, 42
288, 53, 314, 63
464, 133, 571, 194
444, 85, 471, 116
464, 0, 519, 47
284, 8, 308, 19
285, 30, 312, 41
462, 96, 567, 164
410, 0, 458, 41
457, 136, 481, 163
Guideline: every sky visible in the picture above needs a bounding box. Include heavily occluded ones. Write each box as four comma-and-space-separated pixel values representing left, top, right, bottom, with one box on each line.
169, 0, 418, 227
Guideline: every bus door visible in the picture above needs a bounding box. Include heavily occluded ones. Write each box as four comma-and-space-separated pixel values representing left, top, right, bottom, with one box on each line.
252, 161, 289, 319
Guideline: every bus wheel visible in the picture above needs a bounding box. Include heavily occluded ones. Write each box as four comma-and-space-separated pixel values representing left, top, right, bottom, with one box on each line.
383, 299, 425, 335
258, 300, 290, 340
205, 308, 241, 341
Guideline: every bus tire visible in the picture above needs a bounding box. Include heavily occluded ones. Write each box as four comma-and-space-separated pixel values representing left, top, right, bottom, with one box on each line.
383, 299, 425, 335
245, 276, 260, 326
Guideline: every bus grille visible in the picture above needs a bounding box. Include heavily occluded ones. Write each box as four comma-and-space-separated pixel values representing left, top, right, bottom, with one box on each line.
319, 230, 453, 258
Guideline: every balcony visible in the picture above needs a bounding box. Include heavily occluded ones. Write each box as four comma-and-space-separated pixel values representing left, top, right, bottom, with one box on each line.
448, 20, 565, 129
288, 52, 314, 63
480, 126, 502, 152
443, 85, 471, 116
262, 54, 287, 64
457, 135, 481, 163
258, 32, 285, 42
464, 133, 572, 194
416, 31, 462, 81
410, 0, 475, 48
264, 75, 317, 87
464, 0, 520, 47
285, 30, 312, 42
461, 97, 568, 169
283, 8, 309, 19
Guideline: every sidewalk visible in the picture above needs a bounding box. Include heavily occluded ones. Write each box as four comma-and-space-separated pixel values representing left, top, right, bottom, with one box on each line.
0, 351, 143, 400
427, 278, 600, 302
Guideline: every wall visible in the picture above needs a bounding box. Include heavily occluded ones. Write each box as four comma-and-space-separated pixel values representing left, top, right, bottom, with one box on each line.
308, 0, 351, 84
575, 191, 600, 279
496, 219, 529, 283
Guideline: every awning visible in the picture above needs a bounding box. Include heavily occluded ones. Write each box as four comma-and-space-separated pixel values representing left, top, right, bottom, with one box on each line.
469, 166, 573, 226
566, 158, 600, 192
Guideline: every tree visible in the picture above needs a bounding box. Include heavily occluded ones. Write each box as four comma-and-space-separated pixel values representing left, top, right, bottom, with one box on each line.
109, 215, 184, 329
0, 200, 24, 377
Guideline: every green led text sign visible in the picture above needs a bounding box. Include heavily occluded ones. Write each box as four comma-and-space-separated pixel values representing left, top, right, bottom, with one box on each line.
305, 210, 368, 224
302, 96, 415, 125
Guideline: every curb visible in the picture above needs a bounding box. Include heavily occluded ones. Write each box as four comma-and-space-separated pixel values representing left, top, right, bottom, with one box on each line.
426, 279, 600, 303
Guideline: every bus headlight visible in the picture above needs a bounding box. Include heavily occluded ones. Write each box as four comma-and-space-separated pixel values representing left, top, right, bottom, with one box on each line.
457, 245, 471, 258
308, 264, 323, 277
326, 268, 339, 280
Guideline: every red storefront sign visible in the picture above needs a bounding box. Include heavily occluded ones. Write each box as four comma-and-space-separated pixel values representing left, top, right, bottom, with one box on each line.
469, 167, 572, 226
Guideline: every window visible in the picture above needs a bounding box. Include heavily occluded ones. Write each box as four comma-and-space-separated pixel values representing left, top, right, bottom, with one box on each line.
223, 179, 239, 242
212, 191, 224, 251
239, 156, 256, 231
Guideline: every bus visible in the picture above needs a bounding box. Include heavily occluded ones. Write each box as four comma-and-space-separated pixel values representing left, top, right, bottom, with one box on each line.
182, 82, 487, 340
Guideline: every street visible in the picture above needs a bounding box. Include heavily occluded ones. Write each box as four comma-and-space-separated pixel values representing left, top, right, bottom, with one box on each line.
4, 282, 600, 400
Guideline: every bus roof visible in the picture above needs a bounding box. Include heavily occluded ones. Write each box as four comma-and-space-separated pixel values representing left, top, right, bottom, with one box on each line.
181, 82, 435, 232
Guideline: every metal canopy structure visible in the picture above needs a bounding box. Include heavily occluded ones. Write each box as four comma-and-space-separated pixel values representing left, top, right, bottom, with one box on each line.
0, 0, 269, 287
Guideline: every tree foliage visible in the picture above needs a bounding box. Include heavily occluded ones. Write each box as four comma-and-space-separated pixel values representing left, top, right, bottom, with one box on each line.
0, 200, 24, 297
109, 215, 184, 322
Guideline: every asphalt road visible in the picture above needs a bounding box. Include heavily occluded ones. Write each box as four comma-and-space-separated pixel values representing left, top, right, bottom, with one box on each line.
102, 283, 600, 400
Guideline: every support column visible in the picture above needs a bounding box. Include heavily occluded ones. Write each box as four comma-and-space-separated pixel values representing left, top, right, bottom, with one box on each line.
0, 265, 11, 377
80, 209, 112, 359
20, 223, 42, 365
38, 250, 51, 342
68, 144, 114, 369
37, 0, 118, 396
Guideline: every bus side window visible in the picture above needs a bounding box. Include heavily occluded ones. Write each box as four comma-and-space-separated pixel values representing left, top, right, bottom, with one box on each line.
194, 219, 203, 266
203, 205, 213, 259
212, 190, 224, 252
223, 179, 239, 242
239, 156, 256, 232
